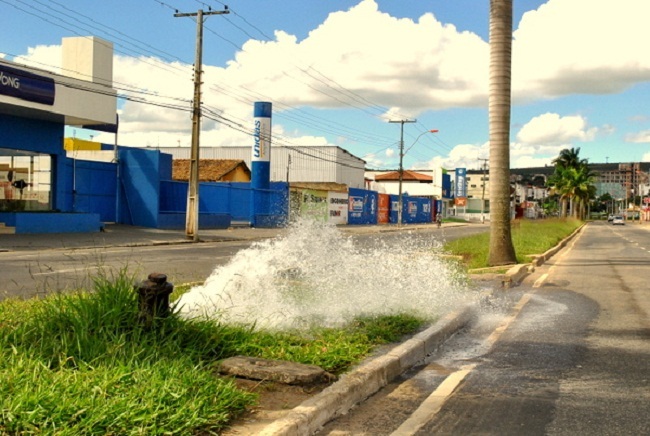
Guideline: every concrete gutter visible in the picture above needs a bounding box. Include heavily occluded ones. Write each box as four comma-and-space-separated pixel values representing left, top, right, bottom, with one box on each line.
258, 305, 474, 436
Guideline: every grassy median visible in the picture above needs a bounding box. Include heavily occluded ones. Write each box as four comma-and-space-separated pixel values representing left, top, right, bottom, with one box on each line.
0, 269, 426, 435
444, 218, 583, 270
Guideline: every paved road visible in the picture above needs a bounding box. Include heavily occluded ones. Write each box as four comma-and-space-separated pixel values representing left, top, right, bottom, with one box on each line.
0, 221, 480, 300
318, 221, 650, 435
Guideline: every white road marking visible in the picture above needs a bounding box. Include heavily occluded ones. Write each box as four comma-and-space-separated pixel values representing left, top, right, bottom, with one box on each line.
484, 293, 532, 349
32, 266, 101, 276
390, 364, 477, 436
533, 273, 548, 288
390, 292, 534, 435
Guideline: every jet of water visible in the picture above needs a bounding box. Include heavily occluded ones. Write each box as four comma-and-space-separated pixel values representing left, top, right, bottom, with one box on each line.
175, 219, 474, 330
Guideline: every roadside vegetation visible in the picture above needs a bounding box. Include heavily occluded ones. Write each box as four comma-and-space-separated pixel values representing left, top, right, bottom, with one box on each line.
444, 218, 583, 270
546, 147, 596, 220
0, 269, 426, 435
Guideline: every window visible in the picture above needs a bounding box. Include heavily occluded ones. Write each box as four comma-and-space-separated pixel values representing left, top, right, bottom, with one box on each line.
0, 149, 52, 211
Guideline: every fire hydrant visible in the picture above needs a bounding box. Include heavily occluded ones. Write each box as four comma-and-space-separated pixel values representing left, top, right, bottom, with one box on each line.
135, 272, 174, 324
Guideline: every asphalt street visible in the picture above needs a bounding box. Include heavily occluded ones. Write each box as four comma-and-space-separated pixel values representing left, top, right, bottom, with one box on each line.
315, 221, 650, 435
0, 221, 473, 300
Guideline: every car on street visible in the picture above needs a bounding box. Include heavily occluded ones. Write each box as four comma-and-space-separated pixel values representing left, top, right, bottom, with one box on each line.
607, 214, 614, 222
612, 216, 625, 225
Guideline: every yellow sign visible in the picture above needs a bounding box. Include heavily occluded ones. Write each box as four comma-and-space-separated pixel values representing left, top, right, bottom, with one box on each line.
63, 138, 101, 151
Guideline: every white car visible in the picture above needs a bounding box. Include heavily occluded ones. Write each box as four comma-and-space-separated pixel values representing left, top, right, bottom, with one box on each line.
612, 216, 625, 225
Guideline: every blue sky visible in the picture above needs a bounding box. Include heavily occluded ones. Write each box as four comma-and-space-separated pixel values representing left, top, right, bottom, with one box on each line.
2, 0, 650, 171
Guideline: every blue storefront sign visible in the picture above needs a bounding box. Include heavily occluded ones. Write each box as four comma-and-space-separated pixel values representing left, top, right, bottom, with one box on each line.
442, 173, 452, 198
0, 64, 55, 106
455, 168, 467, 198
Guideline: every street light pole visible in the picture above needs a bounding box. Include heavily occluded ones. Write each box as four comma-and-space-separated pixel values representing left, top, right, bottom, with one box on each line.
388, 122, 439, 225
639, 184, 643, 224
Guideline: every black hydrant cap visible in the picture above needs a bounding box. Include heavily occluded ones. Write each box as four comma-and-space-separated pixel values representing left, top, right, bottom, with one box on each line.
148, 273, 168, 284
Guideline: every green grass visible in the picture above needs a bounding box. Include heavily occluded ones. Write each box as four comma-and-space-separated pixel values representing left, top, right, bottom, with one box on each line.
444, 218, 582, 270
441, 216, 467, 223
0, 269, 427, 435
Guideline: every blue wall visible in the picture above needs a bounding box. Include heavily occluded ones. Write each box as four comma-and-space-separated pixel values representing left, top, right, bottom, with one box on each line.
158, 179, 289, 228
67, 158, 117, 222
117, 147, 163, 227
0, 212, 101, 234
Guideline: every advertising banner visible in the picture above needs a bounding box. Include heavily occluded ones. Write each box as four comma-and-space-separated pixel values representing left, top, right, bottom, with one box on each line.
407, 200, 418, 219
408, 197, 433, 224
251, 102, 272, 217
299, 189, 328, 221
389, 195, 399, 223
378, 193, 390, 224
348, 188, 378, 225
252, 103, 272, 163
387, 195, 431, 224
455, 168, 467, 198
328, 191, 348, 225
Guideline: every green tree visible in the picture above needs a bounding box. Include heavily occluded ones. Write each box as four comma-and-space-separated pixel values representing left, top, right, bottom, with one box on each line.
552, 147, 586, 170
541, 196, 559, 217
487, 0, 517, 266
548, 148, 596, 219
593, 193, 613, 213
568, 165, 596, 219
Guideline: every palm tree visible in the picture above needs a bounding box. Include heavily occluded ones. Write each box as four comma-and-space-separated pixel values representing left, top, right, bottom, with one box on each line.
547, 148, 596, 218
487, 0, 517, 266
547, 167, 571, 217
572, 166, 597, 219
552, 147, 586, 170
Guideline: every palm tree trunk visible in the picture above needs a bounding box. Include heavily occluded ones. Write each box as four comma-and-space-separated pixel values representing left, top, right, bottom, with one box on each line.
488, 0, 517, 266
560, 197, 566, 217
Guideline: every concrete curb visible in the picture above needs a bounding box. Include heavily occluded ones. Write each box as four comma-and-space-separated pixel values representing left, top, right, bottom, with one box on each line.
258, 305, 474, 436
502, 223, 586, 288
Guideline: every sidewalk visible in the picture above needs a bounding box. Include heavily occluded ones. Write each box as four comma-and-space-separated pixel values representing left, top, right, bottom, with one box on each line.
0, 222, 457, 252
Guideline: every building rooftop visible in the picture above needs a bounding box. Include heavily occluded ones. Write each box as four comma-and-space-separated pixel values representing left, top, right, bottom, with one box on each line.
172, 159, 250, 181
374, 170, 432, 182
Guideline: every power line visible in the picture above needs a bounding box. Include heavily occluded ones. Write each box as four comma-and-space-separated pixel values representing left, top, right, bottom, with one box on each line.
6, 0, 411, 152
3, 0, 451, 169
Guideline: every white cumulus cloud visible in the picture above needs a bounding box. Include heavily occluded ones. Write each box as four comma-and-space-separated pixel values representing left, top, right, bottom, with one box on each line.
513, 0, 650, 100
626, 130, 650, 143
10, 0, 650, 167
516, 113, 598, 146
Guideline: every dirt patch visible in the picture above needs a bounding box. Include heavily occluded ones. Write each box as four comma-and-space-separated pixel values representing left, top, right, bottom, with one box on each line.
221, 378, 331, 435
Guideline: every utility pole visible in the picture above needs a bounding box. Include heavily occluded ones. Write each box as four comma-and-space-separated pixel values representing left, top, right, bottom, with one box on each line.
478, 157, 489, 223
286, 154, 291, 183
174, 7, 230, 241
389, 119, 416, 225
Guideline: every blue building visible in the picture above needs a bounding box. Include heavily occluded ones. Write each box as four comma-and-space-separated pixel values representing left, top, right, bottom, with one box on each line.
1, 37, 117, 233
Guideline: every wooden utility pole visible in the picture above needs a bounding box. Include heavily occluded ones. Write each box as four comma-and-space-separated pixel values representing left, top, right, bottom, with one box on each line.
389, 119, 416, 225
174, 7, 229, 241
